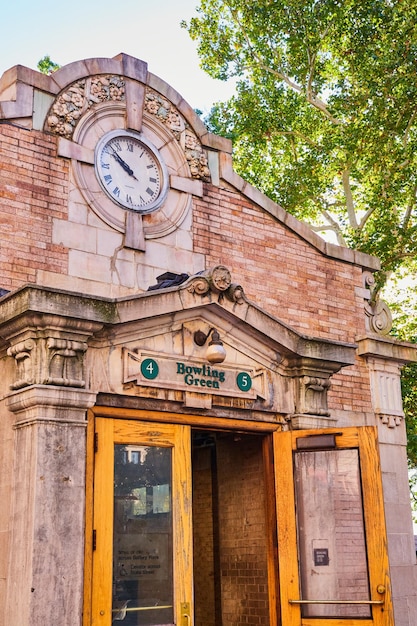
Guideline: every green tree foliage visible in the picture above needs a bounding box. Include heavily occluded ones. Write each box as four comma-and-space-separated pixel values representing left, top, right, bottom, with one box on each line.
184, 0, 417, 293
184, 0, 417, 465
37, 55, 60, 75
390, 271, 417, 467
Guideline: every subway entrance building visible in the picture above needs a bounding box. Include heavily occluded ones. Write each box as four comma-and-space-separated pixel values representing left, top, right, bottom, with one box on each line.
0, 54, 416, 626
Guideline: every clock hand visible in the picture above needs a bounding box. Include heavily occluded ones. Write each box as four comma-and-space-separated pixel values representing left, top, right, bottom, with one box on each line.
110, 149, 139, 180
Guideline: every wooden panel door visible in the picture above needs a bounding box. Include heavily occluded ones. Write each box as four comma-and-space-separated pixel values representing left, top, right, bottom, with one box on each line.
90, 418, 193, 626
274, 426, 393, 626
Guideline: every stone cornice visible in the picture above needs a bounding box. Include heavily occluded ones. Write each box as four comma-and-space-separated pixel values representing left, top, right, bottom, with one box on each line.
0, 272, 356, 422
357, 335, 417, 364
0, 270, 357, 371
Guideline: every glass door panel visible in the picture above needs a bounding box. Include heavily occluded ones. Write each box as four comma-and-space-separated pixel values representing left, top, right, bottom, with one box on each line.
91, 419, 192, 626
294, 448, 370, 618
275, 427, 393, 626
113, 444, 173, 624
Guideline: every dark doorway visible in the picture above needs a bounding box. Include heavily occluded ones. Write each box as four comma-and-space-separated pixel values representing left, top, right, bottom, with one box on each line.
192, 430, 270, 626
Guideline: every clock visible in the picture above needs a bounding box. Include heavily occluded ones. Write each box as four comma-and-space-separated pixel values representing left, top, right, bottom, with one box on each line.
94, 130, 169, 214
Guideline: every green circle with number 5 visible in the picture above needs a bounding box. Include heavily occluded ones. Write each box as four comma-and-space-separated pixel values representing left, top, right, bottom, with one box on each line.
236, 371, 252, 392
141, 358, 159, 380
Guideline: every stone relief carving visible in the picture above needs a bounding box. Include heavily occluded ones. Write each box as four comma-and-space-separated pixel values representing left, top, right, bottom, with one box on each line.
379, 413, 403, 428
294, 375, 331, 417
186, 266, 245, 303
45, 75, 125, 138
370, 368, 405, 428
7, 337, 87, 390
45, 338, 87, 388
364, 299, 393, 335
363, 272, 393, 335
44, 76, 211, 181
7, 339, 36, 390
187, 276, 211, 295
145, 88, 211, 182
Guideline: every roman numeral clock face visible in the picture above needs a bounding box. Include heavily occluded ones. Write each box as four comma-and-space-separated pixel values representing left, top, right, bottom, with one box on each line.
95, 130, 168, 214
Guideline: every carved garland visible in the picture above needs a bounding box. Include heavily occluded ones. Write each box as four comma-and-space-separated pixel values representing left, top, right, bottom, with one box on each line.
45, 75, 125, 138
145, 88, 210, 181
44, 76, 211, 182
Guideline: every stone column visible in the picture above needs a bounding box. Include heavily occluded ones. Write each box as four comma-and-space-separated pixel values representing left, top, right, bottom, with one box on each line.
0, 290, 104, 626
358, 337, 417, 626
4, 386, 96, 626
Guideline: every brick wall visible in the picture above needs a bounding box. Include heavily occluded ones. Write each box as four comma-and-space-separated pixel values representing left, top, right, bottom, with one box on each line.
194, 185, 374, 417
0, 122, 374, 416
192, 445, 216, 626
194, 186, 365, 345
216, 435, 269, 625
0, 124, 68, 291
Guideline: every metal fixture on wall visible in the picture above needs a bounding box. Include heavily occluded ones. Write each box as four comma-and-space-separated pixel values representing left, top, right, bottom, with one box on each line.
193, 327, 226, 364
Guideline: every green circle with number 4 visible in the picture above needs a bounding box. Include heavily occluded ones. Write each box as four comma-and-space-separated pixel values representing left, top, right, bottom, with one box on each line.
236, 371, 252, 392
141, 358, 159, 380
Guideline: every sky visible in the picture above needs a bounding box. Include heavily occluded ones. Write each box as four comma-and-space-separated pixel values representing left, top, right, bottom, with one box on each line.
1, 0, 236, 112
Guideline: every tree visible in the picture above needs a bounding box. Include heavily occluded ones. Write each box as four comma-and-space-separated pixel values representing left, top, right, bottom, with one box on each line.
183, 0, 417, 464
184, 0, 417, 295
37, 55, 60, 75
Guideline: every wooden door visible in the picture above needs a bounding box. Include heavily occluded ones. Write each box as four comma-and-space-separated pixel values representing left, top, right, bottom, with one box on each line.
88, 418, 193, 626
274, 426, 393, 626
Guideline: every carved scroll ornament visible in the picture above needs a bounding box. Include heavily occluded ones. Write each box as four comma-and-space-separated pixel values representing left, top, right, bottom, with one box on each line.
7, 337, 87, 390
186, 266, 245, 303
295, 375, 332, 417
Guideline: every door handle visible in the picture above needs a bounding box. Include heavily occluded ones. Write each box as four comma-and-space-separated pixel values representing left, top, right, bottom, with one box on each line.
289, 584, 386, 606
289, 599, 384, 605
181, 601, 191, 626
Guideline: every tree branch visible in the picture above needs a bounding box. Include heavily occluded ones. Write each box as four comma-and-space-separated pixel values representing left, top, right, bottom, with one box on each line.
342, 168, 359, 230
402, 183, 417, 230
403, 107, 417, 148
358, 205, 377, 230
318, 207, 348, 246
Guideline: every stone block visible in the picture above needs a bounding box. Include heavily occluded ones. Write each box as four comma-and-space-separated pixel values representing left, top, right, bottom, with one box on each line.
68, 250, 111, 284
387, 533, 416, 566
96, 228, 123, 256
53, 219, 97, 253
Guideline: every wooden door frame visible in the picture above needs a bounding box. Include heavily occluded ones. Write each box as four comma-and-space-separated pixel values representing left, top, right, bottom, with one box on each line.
274, 426, 394, 626
84, 412, 393, 626
83, 406, 282, 626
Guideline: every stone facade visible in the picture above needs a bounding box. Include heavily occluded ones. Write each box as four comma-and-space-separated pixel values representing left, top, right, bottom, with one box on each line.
0, 53, 416, 626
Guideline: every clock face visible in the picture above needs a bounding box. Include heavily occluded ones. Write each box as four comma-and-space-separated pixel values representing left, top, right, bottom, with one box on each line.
95, 130, 168, 214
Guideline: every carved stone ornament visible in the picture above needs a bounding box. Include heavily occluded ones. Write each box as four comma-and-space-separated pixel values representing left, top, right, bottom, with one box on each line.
7, 339, 36, 390
295, 375, 331, 417
45, 75, 125, 138
145, 88, 210, 182
372, 368, 405, 428
364, 300, 393, 335
45, 77, 211, 182
362, 272, 393, 335
45, 338, 87, 388
7, 337, 87, 390
186, 266, 245, 303
378, 413, 403, 428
